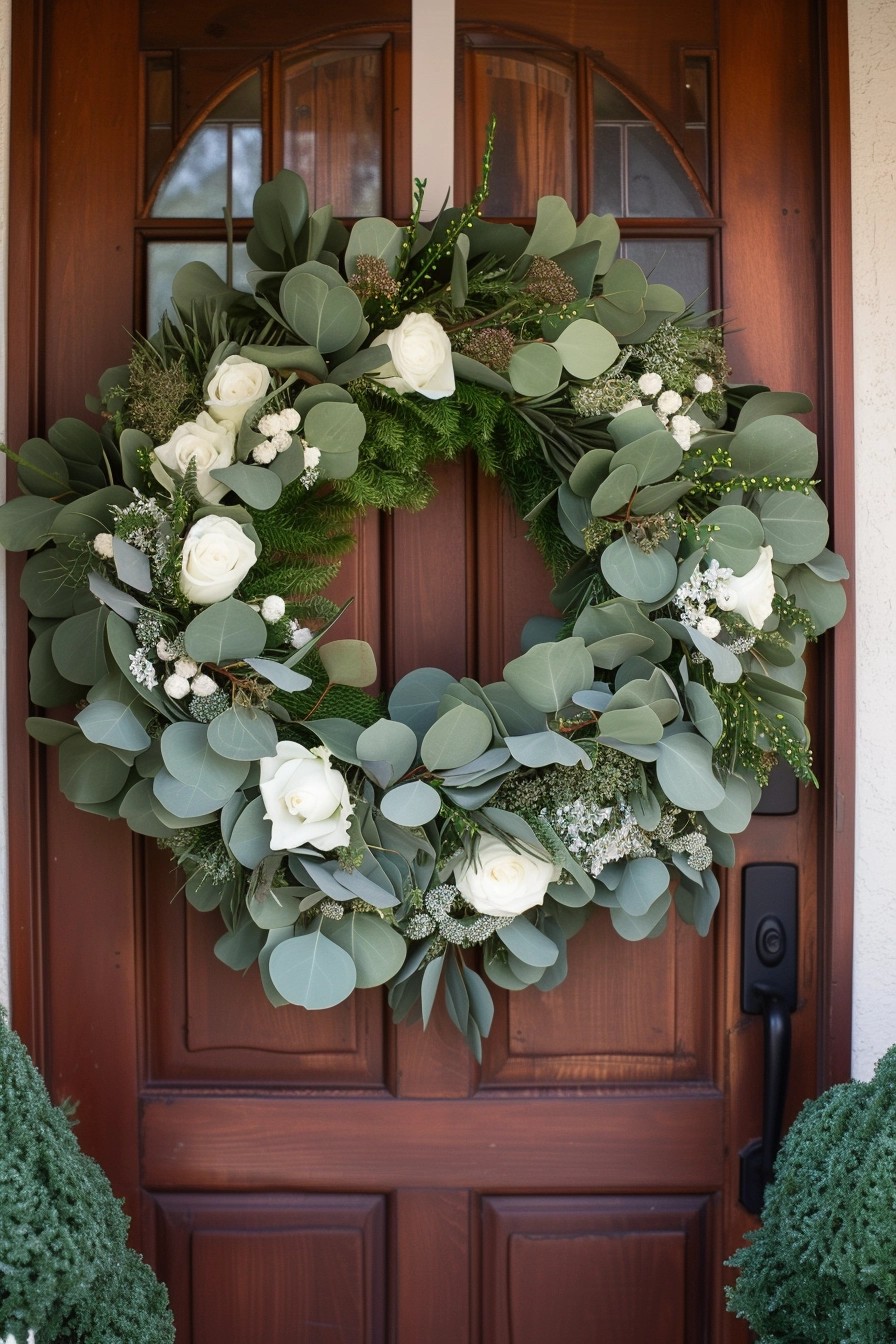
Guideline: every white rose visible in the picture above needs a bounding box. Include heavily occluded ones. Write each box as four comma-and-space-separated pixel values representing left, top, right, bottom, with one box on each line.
371, 312, 455, 399
715, 545, 776, 628
179, 515, 258, 605
205, 354, 271, 428
259, 742, 354, 852
154, 412, 236, 504
454, 835, 561, 918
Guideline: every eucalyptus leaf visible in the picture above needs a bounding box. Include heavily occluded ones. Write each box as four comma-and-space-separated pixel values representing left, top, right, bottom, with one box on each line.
323, 912, 407, 988
496, 918, 559, 968
267, 926, 358, 1008
551, 320, 619, 378
421, 704, 493, 771
242, 658, 313, 692
503, 637, 594, 712
58, 736, 131, 805
318, 638, 377, 687
75, 700, 152, 753
600, 536, 677, 602
380, 780, 442, 827
0, 495, 63, 551
508, 342, 563, 396
655, 733, 726, 810
207, 706, 279, 760
184, 599, 268, 663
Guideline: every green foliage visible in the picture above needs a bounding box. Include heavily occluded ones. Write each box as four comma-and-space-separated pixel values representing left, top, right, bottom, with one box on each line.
727, 1047, 896, 1342
0, 1008, 174, 1343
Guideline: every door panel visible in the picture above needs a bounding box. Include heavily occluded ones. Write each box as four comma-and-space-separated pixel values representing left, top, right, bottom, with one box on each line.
7, 2, 844, 1340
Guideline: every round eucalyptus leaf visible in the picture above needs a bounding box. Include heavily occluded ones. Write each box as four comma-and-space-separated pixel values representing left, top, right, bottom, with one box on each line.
655, 733, 726, 811
50, 486, 134, 539
591, 463, 638, 517
357, 718, 418, 781
508, 342, 563, 397
505, 731, 592, 768
0, 495, 63, 551
503, 637, 594, 713
26, 716, 79, 747
610, 891, 671, 941
318, 638, 377, 687
735, 393, 814, 432
380, 780, 443, 827
75, 700, 152, 753
214, 922, 266, 972
58, 735, 131, 805
323, 912, 407, 988
703, 504, 765, 576
607, 405, 665, 449
227, 795, 274, 868
209, 462, 282, 509
631, 479, 694, 515
51, 607, 109, 686
421, 703, 493, 771
153, 767, 232, 820
524, 194, 578, 257
703, 771, 755, 834
303, 401, 366, 481
279, 269, 364, 353
119, 779, 178, 838
597, 705, 664, 745
568, 448, 614, 499
20, 549, 79, 618
613, 429, 682, 485
685, 683, 724, 745
15, 438, 70, 497
759, 490, 830, 564
551, 319, 619, 378
600, 536, 677, 602
483, 947, 532, 991
184, 598, 268, 664
248, 887, 304, 929
388, 667, 456, 738
616, 857, 671, 916
784, 567, 847, 635
29, 628, 87, 707
160, 721, 250, 794
268, 927, 358, 1009
207, 706, 279, 761
185, 869, 232, 913
496, 917, 560, 968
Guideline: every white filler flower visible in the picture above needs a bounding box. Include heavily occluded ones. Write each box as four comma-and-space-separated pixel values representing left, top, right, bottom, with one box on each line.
454, 835, 560, 918
259, 742, 354, 852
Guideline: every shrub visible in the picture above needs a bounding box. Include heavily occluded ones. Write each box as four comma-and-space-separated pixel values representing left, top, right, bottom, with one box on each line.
727, 1045, 896, 1342
0, 1008, 174, 1343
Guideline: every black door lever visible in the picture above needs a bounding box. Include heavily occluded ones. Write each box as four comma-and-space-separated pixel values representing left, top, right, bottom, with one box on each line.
739, 866, 798, 1216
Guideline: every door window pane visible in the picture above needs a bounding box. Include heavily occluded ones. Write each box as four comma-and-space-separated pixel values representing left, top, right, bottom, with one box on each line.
151, 74, 262, 219
146, 241, 251, 333
621, 238, 711, 313
468, 48, 576, 216
282, 48, 384, 216
593, 73, 705, 218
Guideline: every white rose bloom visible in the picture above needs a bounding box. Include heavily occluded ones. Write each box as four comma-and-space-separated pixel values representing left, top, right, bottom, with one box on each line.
164, 673, 191, 700
657, 389, 683, 415
694, 373, 714, 394
179, 515, 258, 605
205, 354, 272, 428
454, 835, 561, 918
260, 742, 354, 852
715, 545, 776, 628
154, 411, 236, 505
638, 372, 663, 396
371, 312, 455, 399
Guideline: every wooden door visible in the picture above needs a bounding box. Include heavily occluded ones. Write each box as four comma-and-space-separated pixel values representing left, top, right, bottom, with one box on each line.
6, 3, 853, 1341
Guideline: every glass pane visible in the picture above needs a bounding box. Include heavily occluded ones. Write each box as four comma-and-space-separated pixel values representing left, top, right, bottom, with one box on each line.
153, 125, 229, 217
232, 125, 263, 217
470, 49, 576, 216
620, 238, 711, 312
626, 124, 704, 217
151, 73, 262, 219
145, 56, 174, 194
282, 49, 383, 216
592, 71, 706, 219
146, 241, 251, 334
683, 57, 711, 192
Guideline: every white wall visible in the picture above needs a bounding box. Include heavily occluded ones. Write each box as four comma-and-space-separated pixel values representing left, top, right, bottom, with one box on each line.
849, 0, 896, 1080
0, 3, 893, 1080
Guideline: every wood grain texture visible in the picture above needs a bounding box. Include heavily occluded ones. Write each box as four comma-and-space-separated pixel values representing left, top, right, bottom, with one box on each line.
142, 1093, 724, 1191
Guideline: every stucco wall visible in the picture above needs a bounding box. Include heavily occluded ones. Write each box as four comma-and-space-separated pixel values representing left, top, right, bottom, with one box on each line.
0, 2, 893, 1082
849, 0, 896, 1080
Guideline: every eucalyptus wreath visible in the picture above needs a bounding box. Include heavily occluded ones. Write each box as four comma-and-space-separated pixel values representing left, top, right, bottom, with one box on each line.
0, 131, 847, 1056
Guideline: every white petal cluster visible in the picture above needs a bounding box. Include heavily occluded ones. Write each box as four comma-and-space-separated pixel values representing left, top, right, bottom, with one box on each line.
261, 595, 286, 623
657, 389, 683, 415
92, 532, 115, 558
289, 621, 313, 649
694, 373, 714, 394
253, 407, 301, 464
164, 673, 191, 700
638, 372, 663, 396
670, 413, 702, 449
191, 673, 218, 697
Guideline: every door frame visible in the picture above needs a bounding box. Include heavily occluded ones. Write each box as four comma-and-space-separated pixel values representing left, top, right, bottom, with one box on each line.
5, 0, 855, 1090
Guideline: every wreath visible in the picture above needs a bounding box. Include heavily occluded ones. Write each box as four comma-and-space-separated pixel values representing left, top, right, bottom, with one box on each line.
0, 129, 847, 1056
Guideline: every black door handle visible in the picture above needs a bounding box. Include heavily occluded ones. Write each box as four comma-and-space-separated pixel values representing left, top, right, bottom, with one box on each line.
740, 867, 798, 1216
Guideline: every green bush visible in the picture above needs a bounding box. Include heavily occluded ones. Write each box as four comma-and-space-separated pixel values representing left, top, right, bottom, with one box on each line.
727, 1046, 896, 1342
0, 1008, 174, 1343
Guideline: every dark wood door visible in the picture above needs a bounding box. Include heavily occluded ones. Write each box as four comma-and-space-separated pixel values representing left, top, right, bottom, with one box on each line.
6, 3, 852, 1341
